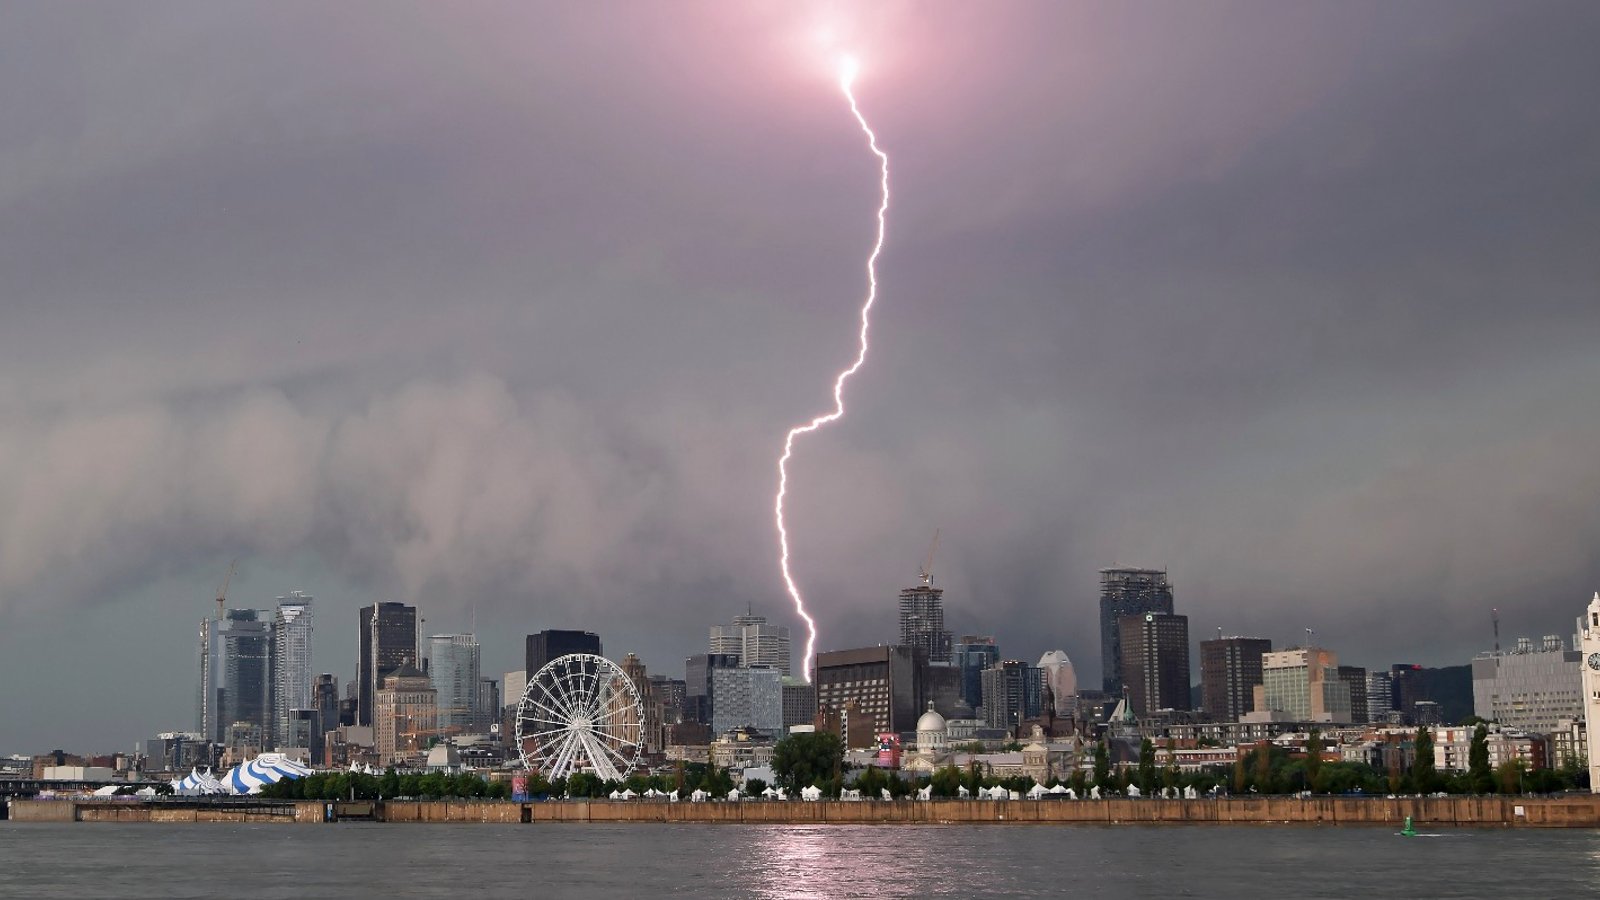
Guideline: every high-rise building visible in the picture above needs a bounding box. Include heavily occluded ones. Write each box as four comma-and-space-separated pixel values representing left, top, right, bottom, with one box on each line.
428, 633, 481, 733
1037, 651, 1078, 716
503, 670, 527, 712
196, 614, 222, 743
313, 673, 340, 752
953, 636, 1000, 712
357, 602, 419, 727
1337, 665, 1370, 724
782, 677, 817, 730
525, 629, 602, 679
1098, 568, 1175, 693
684, 653, 740, 725
1366, 670, 1395, 722
899, 584, 953, 664
475, 678, 500, 732
374, 662, 437, 763
1472, 634, 1582, 733
1118, 612, 1190, 715
815, 646, 923, 736
980, 659, 1039, 731
1200, 636, 1272, 722
710, 667, 784, 736
709, 613, 793, 676
271, 592, 314, 749
620, 653, 662, 753
221, 609, 272, 739
1247, 648, 1352, 724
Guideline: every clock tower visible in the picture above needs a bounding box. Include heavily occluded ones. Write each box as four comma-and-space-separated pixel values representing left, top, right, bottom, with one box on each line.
1578, 592, 1600, 793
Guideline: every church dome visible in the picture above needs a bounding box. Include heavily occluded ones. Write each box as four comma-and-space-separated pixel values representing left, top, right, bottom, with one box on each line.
916, 705, 946, 734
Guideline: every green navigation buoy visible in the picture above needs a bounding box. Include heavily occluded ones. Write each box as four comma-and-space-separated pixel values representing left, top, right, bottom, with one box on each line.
1400, 815, 1416, 837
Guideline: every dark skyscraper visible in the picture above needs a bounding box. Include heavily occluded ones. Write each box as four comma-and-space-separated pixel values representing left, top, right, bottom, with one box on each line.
683, 652, 739, 725
1099, 567, 1175, 693
358, 602, 418, 727
953, 636, 1000, 712
898, 583, 953, 663
524, 629, 603, 679
1337, 665, 1370, 724
1200, 636, 1272, 722
221, 608, 271, 737
1118, 612, 1191, 715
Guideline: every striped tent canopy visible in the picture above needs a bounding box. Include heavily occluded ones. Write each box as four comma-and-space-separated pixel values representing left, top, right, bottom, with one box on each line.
223, 754, 313, 795
172, 767, 229, 796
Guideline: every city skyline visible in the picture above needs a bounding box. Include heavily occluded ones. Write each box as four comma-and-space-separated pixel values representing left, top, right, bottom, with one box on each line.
2, 1, 1598, 751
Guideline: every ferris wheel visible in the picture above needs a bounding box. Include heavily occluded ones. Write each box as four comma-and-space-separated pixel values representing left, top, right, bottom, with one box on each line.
515, 653, 644, 782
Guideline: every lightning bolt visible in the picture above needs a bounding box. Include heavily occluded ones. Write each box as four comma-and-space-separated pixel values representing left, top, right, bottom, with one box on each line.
775, 55, 889, 683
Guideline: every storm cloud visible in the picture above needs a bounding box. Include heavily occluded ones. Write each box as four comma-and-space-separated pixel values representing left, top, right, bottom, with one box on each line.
1, 1, 1597, 749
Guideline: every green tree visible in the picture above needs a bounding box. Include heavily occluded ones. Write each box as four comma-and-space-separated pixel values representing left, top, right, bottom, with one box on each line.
1468, 724, 1493, 794
1495, 759, 1526, 795
930, 765, 963, 798
771, 731, 845, 792
1304, 729, 1322, 793
1137, 739, 1156, 794
1412, 726, 1438, 794
1093, 741, 1111, 791
744, 778, 769, 796
855, 765, 888, 798
1069, 770, 1088, 795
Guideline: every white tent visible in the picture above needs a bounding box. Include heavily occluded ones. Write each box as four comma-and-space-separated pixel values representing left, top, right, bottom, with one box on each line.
880, 788, 892, 801
761, 787, 778, 799
1090, 785, 1102, 800
608, 790, 623, 800
92, 785, 120, 796
840, 789, 861, 801
1027, 783, 1049, 799
620, 789, 637, 800
669, 790, 680, 802
800, 785, 822, 802
775, 788, 788, 801
1048, 784, 1069, 796
690, 789, 709, 802
957, 785, 971, 799
1126, 785, 1142, 798
916, 785, 932, 801
726, 789, 741, 802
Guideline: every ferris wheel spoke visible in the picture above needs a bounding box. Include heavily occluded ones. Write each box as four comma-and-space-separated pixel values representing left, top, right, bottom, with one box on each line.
580, 729, 624, 782
539, 675, 582, 721
593, 734, 636, 777
524, 694, 574, 725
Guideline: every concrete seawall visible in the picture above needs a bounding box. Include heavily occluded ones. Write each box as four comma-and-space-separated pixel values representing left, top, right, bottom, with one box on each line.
15, 796, 1600, 826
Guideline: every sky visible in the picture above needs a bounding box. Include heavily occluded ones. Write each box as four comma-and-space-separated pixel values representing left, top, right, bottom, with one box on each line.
2, 1, 1598, 754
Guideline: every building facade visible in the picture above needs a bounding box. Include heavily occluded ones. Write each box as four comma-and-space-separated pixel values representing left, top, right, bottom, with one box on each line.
1472, 635, 1582, 733
374, 662, 437, 763
710, 667, 783, 736
709, 613, 792, 676
815, 646, 923, 737
524, 629, 602, 680
1037, 651, 1078, 716
1119, 612, 1191, 715
358, 602, 419, 727
1247, 648, 1352, 724
1337, 665, 1370, 724
428, 633, 482, 733
782, 677, 817, 730
221, 609, 272, 741
1098, 568, 1175, 693
684, 652, 740, 725
1199, 636, 1271, 722
981, 659, 1041, 732
271, 592, 314, 749
1581, 593, 1600, 793
899, 584, 953, 664
954, 636, 1000, 712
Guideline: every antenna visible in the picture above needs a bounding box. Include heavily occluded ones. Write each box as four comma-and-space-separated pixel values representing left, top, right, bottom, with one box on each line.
1492, 607, 1500, 653
1305, 626, 1313, 649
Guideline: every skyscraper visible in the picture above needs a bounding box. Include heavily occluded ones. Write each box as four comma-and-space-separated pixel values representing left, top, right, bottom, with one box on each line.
428, 633, 482, 733
1037, 650, 1078, 716
684, 652, 740, 725
898, 584, 953, 663
710, 667, 784, 736
221, 609, 272, 739
358, 602, 419, 727
271, 591, 314, 748
1118, 612, 1191, 715
953, 636, 1000, 712
1200, 636, 1272, 722
1248, 648, 1352, 723
815, 646, 924, 736
524, 629, 602, 679
196, 614, 222, 743
980, 659, 1039, 731
709, 613, 793, 675
1098, 567, 1175, 693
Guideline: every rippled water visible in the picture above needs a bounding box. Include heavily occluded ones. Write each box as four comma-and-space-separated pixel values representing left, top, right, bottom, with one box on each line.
3, 821, 1598, 898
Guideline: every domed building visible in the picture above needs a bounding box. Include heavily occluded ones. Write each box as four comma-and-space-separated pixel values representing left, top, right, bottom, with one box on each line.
1038, 650, 1077, 716
916, 703, 947, 756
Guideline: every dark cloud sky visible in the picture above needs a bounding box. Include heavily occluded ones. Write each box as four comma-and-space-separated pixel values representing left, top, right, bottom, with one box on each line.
2, 1, 1597, 752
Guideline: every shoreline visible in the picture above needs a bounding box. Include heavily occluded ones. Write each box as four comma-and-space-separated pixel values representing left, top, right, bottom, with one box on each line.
10, 795, 1600, 827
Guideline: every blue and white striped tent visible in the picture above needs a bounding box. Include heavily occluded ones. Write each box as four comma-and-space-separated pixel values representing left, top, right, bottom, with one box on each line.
222, 754, 313, 795
171, 767, 229, 796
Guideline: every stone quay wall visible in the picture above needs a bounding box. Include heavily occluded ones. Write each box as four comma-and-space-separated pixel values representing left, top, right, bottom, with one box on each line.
12, 795, 1600, 827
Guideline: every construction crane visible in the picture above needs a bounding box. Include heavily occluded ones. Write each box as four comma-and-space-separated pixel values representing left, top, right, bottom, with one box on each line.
918, 528, 941, 587
215, 560, 236, 621
1492, 607, 1500, 653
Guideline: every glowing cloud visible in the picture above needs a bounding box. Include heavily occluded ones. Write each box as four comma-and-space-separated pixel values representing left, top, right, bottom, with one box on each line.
774, 55, 890, 682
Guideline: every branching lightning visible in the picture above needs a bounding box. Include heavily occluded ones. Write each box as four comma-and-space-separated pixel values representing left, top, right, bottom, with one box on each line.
775, 55, 890, 683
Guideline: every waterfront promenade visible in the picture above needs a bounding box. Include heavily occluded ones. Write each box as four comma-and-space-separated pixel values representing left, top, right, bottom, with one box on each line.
12, 795, 1600, 827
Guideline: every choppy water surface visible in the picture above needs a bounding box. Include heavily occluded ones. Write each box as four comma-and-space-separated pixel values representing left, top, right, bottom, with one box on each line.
2, 821, 1597, 898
